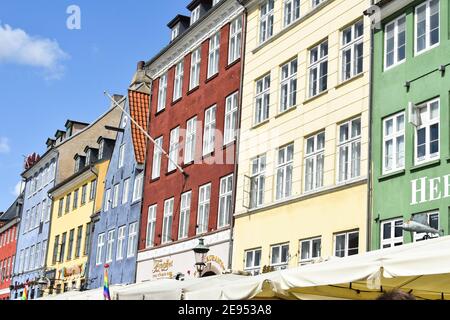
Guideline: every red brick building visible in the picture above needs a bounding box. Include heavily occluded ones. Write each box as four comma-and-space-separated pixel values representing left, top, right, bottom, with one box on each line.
136, 0, 244, 281
0, 195, 23, 299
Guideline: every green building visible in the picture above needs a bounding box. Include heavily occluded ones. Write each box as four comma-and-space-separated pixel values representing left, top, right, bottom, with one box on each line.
370, 0, 449, 249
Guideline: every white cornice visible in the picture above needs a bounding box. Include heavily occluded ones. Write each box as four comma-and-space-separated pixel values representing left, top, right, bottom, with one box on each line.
147, 1, 244, 79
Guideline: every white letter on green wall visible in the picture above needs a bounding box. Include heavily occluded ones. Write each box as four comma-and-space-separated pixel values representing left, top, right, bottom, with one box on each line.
411, 177, 427, 205
429, 177, 442, 201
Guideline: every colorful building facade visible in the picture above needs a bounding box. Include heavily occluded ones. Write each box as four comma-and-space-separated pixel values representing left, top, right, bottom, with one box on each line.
88, 78, 150, 289
0, 195, 23, 299
232, 0, 371, 274
136, 0, 244, 281
370, 0, 450, 248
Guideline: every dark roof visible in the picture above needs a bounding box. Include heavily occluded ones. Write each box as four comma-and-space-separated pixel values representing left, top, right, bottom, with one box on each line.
65, 120, 89, 128
129, 90, 150, 164
167, 14, 190, 28
84, 146, 99, 153
97, 136, 116, 144
187, 0, 202, 10
55, 130, 66, 137
0, 195, 23, 222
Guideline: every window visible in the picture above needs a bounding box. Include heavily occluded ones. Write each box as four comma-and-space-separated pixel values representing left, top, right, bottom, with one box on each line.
96, 233, 105, 266
413, 212, 440, 242
191, 5, 200, 25
173, 61, 184, 101
171, 24, 179, 41
415, 0, 440, 54
24, 247, 30, 271
157, 73, 168, 112
229, 16, 242, 64
338, 118, 361, 183
309, 40, 328, 97
29, 246, 35, 270
383, 112, 405, 174
299, 238, 321, 265
341, 20, 364, 81
270, 244, 289, 270
84, 223, 91, 256
224, 92, 239, 145
384, 15, 406, 69
127, 222, 138, 258
112, 184, 120, 209
254, 74, 271, 124
245, 249, 262, 275
335, 231, 359, 257
208, 32, 220, 78
162, 199, 174, 244
190, 47, 201, 90
218, 175, 233, 228
19, 250, 24, 273
259, 0, 274, 43
280, 58, 298, 112
58, 199, 64, 217
122, 178, 130, 205
65, 194, 71, 214
132, 172, 144, 202
381, 219, 403, 248
118, 144, 126, 168
284, 0, 300, 27
117, 226, 126, 261
81, 184, 88, 205
90, 179, 97, 201
75, 226, 83, 258
415, 99, 440, 165
276, 144, 294, 201
104, 189, 111, 212
168, 127, 180, 172
67, 229, 74, 261
179, 192, 192, 239
152, 137, 163, 179
304, 132, 325, 192
41, 240, 47, 267
52, 236, 59, 265
197, 184, 211, 234
203, 106, 216, 155
73, 189, 79, 210
59, 232, 67, 263
146, 205, 157, 248
185, 117, 197, 164
106, 230, 115, 263
98, 141, 105, 160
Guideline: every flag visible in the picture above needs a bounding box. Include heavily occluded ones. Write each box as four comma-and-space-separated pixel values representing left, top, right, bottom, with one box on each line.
103, 266, 111, 301
22, 284, 28, 301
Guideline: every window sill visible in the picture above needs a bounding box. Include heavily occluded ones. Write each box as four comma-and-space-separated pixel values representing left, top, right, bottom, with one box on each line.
150, 177, 161, 183
226, 58, 241, 70
275, 105, 297, 119
154, 109, 166, 117
303, 90, 329, 104
410, 159, 441, 172
187, 86, 200, 96
378, 169, 406, 181
205, 73, 219, 84
252, 119, 270, 130
171, 97, 182, 106
165, 170, 177, 177
335, 72, 365, 89
202, 151, 215, 160
223, 141, 236, 150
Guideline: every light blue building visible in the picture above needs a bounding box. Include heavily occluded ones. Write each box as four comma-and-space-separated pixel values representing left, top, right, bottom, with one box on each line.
88, 77, 150, 289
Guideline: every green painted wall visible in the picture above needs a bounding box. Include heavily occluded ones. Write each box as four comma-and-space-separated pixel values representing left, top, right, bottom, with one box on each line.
372, 0, 450, 249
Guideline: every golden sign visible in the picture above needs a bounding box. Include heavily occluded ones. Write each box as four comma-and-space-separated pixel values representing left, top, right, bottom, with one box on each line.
153, 259, 174, 274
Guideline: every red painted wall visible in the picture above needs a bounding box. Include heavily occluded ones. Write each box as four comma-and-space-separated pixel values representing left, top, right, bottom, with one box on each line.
0, 224, 18, 300
140, 20, 242, 251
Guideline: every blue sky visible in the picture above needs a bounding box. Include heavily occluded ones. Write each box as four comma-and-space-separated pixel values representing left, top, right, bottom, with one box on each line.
0, 0, 189, 210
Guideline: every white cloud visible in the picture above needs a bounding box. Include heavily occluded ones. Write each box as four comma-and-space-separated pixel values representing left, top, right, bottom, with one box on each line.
0, 137, 10, 154
0, 23, 69, 79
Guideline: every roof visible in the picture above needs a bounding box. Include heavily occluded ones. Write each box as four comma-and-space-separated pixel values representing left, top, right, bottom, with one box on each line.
65, 119, 89, 128
128, 89, 150, 164
0, 195, 22, 222
167, 14, 190, 28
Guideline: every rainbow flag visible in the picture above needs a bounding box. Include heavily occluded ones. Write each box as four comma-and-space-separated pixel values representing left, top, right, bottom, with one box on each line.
22, 285, 28, 301
103, 267, 111, 300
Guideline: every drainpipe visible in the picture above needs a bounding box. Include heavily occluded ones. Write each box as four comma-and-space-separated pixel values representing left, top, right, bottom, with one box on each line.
228, 2, 248, 271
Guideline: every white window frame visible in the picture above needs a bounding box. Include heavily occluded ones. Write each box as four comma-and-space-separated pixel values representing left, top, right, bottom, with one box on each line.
127, 222, 138, 258
116, 226, 126, 261
254, 74, 271, 125
312, 0, 324, 9
259, 0, 274, 44
168, 127, 180, 172
337, 118, 362, 183
96, 233, 105, 266
203, 105, 216, 156
304, 131, 325, 193
244, 248, 262, 275
190, 47, 201, 90
382, 112, 405, 174
414, 0, 440, 55
191, 5, 201, 25
112, 184, 120, 209
284, 0, 300, 27
104, 189, 111, 212
122, 178, 130, 205
414, 98, 440, 165
309, 40, 328, 97
173, 60, 184, 101
276, 144, 294, 201
185, 117, 197, 164
280, 58, 298, 113
152, 137, 163, 180
299, 237, 322, 265
413, 211, 440, 242
118, 144, 126, 169
334, 231, 359, 258
381, 218, 404, 249
224, 92, 239, 145
157, 73, 168, 112
341, 20, 364, 81
270, 243, 289, 270
132, 172, 144, 202
105, 230, 115, 263
250, 155, 266, 209
162, 199, 174, 244
228, 16, 242, 64
208, 32, 220, 78
197, 183, 211, 235
384, 15, 406, 70
179, 192, 192, 240
218, 174, 233, 228
146, 205, 157, 248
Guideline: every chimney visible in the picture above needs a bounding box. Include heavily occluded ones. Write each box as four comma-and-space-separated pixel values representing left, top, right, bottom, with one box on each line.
137, 61, 145, 71
129, 61, 152, 92
111, 94, 124, 109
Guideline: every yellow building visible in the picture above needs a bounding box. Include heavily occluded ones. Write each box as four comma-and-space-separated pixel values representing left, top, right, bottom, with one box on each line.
45, 140, 113, 294
233, 0, 371, 274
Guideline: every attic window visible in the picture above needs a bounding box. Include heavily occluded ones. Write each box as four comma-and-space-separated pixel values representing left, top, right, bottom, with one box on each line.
99, 140, 104, 160
171, 24, 180, 41
86, 150, 91, 165
191, 6, 201, 25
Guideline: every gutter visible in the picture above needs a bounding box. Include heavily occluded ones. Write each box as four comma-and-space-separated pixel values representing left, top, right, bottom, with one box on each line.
228, 1, 247, 270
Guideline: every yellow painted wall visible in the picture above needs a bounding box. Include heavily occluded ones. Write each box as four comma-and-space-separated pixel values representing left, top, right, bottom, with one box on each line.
46, 160, 109, 293
233, 0, 371, 270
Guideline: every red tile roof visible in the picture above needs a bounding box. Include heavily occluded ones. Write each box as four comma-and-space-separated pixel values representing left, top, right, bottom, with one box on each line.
129, 90, 150, 164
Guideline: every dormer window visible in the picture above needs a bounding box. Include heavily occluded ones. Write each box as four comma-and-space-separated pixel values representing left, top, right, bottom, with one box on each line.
75, 158, 81, 173
99, 140, 104, 160
191, 6, 201, 25
86, 150, 91, 165
213, 0, 220, 5
171, 24, 180, 41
